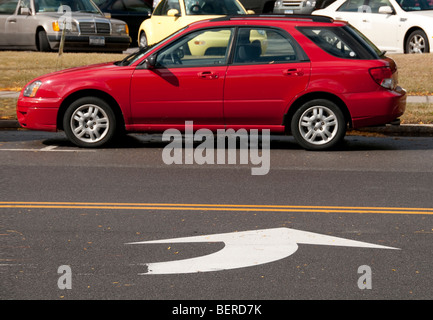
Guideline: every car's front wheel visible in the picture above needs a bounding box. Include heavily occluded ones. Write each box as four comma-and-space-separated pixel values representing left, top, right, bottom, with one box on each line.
37, 30, 51, 52
63, 97, 117, 148
291, 99, 346, 151
139, 31, 148, 49
405, 29, 430, 54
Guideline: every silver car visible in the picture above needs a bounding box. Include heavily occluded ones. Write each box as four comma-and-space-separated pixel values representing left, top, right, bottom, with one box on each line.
0, 0, 131, 52
273, 0, 316, 14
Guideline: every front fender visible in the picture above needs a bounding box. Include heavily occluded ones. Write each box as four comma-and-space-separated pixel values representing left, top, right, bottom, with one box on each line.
139, 19, 154, 45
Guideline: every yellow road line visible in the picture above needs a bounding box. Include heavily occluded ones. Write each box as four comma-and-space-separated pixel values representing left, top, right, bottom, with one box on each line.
0, 202, 432, 215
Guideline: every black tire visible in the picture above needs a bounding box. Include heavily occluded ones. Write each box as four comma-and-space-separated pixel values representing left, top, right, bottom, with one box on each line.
291, 99, 346, 151
63, 97, 117, 148
37, 30, 51, 52
139, 31, 148, 49
405, 29, 430, 54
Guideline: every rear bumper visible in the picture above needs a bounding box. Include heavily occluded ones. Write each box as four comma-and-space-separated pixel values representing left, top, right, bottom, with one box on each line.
347, 86, 407, 128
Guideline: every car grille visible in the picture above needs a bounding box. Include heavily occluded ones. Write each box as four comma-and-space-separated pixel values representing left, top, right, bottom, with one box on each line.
79, 22, 111, 34
282, 0, 303, 8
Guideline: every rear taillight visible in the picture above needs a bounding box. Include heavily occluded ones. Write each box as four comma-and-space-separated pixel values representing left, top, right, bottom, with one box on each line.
369, 66, 396, 90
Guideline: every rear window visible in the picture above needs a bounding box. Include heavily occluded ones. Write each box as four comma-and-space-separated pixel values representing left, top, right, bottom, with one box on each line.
297, 25, 383, 60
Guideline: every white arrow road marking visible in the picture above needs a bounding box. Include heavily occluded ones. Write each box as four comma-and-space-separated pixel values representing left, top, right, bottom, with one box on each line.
127, 227, 399, 275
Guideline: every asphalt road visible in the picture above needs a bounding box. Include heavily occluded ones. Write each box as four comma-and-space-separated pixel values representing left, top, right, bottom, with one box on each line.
1, 130, 433, 305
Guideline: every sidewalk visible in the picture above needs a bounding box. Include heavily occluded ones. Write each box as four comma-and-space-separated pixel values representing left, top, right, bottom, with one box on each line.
1, 91, 432, 136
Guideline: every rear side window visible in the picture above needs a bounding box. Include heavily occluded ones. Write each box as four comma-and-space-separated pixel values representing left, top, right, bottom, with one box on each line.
233, 27, 309, 64
297, 26, 382, 59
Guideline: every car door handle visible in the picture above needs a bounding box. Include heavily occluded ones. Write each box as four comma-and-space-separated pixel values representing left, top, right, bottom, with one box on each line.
8, 19, 17, 23
283, 68, 304, 76
198, 71, 219, 79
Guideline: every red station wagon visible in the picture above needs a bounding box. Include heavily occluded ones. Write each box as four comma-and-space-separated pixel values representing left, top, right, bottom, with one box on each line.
17, 15, 406, 150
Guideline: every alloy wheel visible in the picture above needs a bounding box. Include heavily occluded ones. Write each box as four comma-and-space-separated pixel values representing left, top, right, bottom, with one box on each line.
298, 106, 338, 146
69, 104, 110, 144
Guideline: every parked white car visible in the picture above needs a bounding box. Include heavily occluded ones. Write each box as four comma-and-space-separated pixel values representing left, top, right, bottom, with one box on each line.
313, 0, 433, 53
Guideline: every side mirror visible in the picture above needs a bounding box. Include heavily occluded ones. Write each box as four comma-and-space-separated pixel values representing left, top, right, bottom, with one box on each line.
144, 54, 157, 69
247, 10, 255, 14
378, 6, 394, 14
167, 9, 180, 17
20, 7, 31, 15
104, 12, 111, 19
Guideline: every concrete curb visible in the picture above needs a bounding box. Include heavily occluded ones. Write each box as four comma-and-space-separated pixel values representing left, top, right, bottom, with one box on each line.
0, 91, 20, 99
0, 120, 21, 129
352, 124, 433, 137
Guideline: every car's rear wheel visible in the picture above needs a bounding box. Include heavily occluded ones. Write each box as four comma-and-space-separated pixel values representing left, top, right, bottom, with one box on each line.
63, 97, 117, 148
291, 99, 346, 151
405, 29, 430, 54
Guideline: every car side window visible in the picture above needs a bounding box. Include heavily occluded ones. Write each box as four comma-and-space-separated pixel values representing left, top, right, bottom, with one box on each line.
152, 0, 165, 14
0, 0, 19, 14
367, 0, 392, 12
337, 0, 365, 11
18, 0, 30, 11
233, 28, 299, 64
156, 0, 180, 15
299, 27, 359, 59
155, 27, 234, 68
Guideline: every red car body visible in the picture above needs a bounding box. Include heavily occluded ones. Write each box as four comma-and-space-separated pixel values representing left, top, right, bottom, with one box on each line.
17, 15, 406, 150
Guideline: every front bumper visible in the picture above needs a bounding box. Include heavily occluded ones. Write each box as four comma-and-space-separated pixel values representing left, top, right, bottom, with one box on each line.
16, 96, 61, 132
273, 7, 315, 14
47, 34, 131, 52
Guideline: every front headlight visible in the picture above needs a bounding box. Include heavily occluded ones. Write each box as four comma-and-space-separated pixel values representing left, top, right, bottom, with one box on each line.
23, 81, 42, 98
112, 23, 129, 35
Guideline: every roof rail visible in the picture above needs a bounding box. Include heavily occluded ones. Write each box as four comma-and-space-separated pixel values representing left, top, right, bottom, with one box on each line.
210, 14, 334, 23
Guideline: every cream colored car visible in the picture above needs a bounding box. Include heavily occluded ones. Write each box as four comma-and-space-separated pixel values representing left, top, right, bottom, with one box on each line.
138, 0, 253, 48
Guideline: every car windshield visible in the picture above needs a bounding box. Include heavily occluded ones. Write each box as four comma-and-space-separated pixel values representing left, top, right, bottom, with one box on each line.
395, 0, 433, 11
184, 0, 245, 15
35, 0, 101, 13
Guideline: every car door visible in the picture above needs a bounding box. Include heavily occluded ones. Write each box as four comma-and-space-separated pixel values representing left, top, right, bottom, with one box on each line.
7, 0, 35, 47
130, 27, 234, 126
359, 0, 399, 52
224, 27, 311, 126
0, 0, 19, 46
